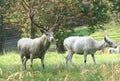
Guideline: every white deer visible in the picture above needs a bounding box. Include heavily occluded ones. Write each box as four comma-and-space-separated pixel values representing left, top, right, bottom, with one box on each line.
64, 35, 117, 65
17, 8, 60, 69
108, 46, 120, 54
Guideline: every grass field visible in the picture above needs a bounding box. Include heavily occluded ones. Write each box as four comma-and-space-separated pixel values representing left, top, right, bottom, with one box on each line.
91, 23, 120, 43
0, 23, 120, 81
0, 51, 120, 81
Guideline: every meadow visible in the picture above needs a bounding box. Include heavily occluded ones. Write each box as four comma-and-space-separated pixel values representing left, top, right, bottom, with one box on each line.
0, 23, 120, 81
0, 51, 120, 81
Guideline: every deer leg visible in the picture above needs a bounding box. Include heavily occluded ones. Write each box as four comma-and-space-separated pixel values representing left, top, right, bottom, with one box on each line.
21, 55, 28, 70
65, 45, 71, 64
30, 54, 33, 68
23, 57, 28, 69
66, 54, 71, 64
91, 53, 96, 64
66, 51, 73, 64
66, 54, 70, 63
21, 55, 24, 69
66, 51, 71, 64
69, 53, 73, 63
21, 55, 24, 64
21, 55, 27, 69
41, 56, 45, 70
84, 51, 87, 65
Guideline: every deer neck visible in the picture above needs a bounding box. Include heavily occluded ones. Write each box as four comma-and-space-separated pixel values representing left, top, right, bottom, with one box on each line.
41, 34, 50, 48
41, 34, 50, 43
95, 40, 105, 50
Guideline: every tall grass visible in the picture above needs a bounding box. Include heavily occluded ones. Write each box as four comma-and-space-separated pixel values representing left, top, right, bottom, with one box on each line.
0, 51, 120, 81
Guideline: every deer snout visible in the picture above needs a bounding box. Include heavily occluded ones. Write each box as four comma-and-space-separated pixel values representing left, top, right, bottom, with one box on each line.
113, 44, 117, 48
115, 45, 117, 48
50, 37, 55, 43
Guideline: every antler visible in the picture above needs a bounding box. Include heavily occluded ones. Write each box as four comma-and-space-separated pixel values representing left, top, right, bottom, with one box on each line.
50, 14, 62, 32
23, 0, 48, 33
29, 14, 48, 32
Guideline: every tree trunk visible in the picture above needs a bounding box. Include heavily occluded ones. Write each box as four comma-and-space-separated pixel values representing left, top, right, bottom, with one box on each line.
0, 15, 3, 54
30, 19, 36, 39
0, 42, 3, 54
56, 42, 65, 53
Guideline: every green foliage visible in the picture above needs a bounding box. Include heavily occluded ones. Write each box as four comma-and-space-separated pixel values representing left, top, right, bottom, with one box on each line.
108, 0, 120, 24
71, 27, 92, 36
88, 25, 106, 33
2, 0, 120, 53
55, 26, 74, 53
68, 25, 105, 37
53, 0, 110, 52
108, 0, 120, 12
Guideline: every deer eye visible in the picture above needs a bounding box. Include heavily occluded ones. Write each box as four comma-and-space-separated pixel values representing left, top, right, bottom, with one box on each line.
45, 33, 48, 35
46, 33, 48, 35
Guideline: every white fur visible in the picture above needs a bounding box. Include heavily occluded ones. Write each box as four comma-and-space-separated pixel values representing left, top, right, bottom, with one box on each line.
64, 35, 117, 65
108, 46, 120, 54
17, 32, 54, 69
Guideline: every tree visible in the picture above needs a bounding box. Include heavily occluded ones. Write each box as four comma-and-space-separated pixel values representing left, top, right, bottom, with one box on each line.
19, 0, 77, 53
108, 0, 120, 23
3, 0, 111, 53
0, 0, 9, 54
108, 0, 120, 12
0, 15, 4, 54
0, 0, 24, 53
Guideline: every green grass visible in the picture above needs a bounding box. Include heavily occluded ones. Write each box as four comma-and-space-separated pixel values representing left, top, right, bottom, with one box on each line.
73, 27, 92, 36
0, 23, 120, 81
91, 23, 120, 43
0, 52, 120, 81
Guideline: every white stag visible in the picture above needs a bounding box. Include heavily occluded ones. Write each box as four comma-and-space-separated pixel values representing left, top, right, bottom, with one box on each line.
17, 12, 60, 70
64, 35, 117, 65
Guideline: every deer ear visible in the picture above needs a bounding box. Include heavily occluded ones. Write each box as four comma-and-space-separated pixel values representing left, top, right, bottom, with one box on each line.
104, 35, 110, 42
39, 28, 47, 33
104, 35, 113, 44
104, 36, 107, 42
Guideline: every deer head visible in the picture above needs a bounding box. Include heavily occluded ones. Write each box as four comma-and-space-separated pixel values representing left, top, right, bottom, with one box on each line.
23, 0, 62, 43
104, 35, 117, 48
29, 14, 55, 43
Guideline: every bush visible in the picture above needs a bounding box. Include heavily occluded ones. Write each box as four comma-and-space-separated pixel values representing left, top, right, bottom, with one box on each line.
71, 27, 92, 36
